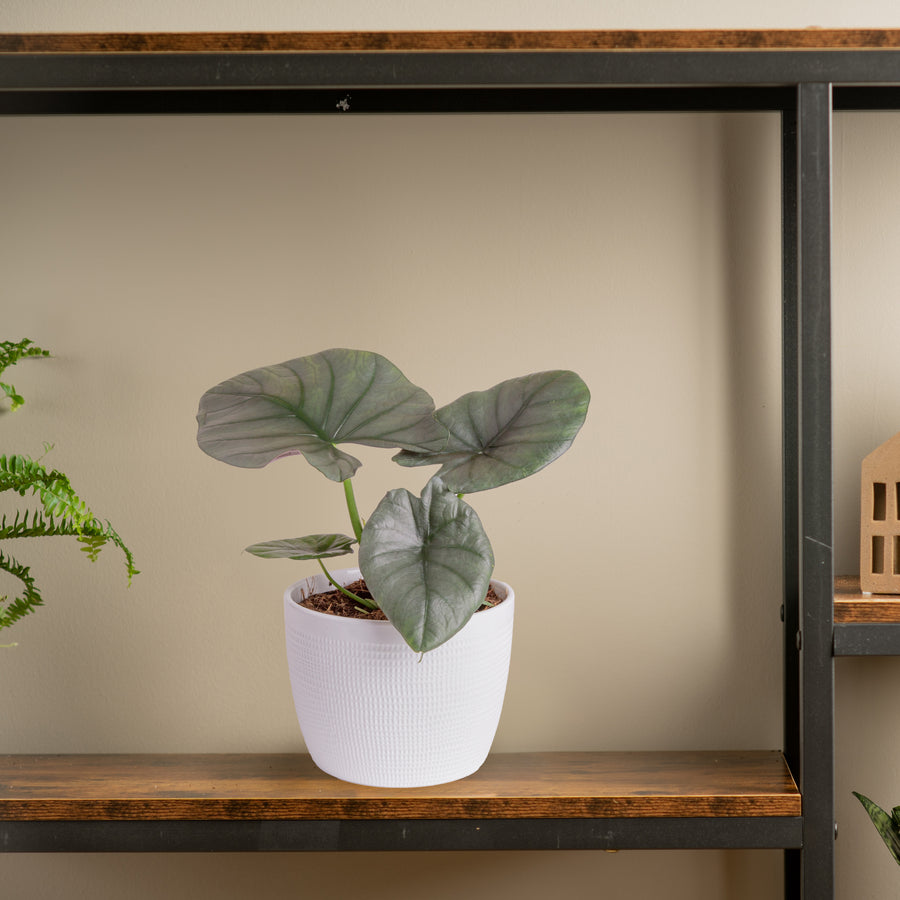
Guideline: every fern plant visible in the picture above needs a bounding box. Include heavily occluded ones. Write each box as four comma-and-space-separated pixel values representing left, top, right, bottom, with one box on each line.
1, 339, 138, 637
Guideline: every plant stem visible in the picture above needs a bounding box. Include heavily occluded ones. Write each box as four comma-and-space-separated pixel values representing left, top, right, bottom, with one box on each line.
317, 559, 379, 610
343, 478, 364, 542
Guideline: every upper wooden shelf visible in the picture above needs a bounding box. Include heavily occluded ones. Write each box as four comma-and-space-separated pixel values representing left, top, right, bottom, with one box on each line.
0, 750, 798, 822
4, 30, 900, 54
5, 30, 900, 101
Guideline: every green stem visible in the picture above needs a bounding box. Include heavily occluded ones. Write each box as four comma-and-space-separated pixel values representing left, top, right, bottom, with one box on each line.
343, 478, 364, 543
317, 559, 378, 610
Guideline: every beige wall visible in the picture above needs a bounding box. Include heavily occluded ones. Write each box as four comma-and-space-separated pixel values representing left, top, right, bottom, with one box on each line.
1, 3, 898, 899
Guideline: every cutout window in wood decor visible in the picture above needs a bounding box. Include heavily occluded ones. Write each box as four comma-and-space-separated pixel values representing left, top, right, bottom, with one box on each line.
873, 536, 885, 575
874, 482, 887, 520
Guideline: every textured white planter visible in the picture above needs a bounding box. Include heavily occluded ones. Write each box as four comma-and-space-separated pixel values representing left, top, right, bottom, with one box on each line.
284, 567, 514, 788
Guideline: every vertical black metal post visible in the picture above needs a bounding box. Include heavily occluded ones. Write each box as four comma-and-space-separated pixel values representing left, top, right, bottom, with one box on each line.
781, 92, 802, 898
797, 81, 836, 899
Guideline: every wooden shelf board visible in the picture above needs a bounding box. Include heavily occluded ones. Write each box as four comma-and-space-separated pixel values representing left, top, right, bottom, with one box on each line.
0, 751, 799, 823
835, 574, 900, 623
4, 30, 900, 54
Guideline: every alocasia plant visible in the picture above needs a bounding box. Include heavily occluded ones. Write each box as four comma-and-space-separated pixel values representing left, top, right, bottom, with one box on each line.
196, 348, 590, 653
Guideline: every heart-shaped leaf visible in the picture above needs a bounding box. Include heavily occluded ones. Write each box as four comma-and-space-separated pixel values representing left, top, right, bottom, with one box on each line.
197, 349, 447, 482
245, 534, 356, 560
358, 477, 493, 653
393, 370, 590, 494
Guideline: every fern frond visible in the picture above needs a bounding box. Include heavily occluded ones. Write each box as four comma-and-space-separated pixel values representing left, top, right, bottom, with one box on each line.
0, 455, 94, 529
0, 550, 43, 629
0, 508, 139, 583
77, 519, 140, 582
0, 339, 50, 411
0, 340, 138, 637
0, 454, 139, 634
0, 508, 62, 539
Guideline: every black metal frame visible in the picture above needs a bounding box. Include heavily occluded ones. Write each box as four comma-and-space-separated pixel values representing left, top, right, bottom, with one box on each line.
834, 624, 900, 655
5, 39, 900, 898
4, 47, 900, 89
2, 816, 804, 854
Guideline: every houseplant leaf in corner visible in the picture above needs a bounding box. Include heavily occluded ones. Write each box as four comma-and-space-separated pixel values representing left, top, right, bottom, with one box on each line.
358, 476, 494, 653
853, 791, 900, 866
393, 369, 590, 493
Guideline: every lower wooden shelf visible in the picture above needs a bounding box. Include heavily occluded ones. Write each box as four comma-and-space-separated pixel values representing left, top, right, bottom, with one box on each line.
0, 751, 801, 852
834, 575, 900, 655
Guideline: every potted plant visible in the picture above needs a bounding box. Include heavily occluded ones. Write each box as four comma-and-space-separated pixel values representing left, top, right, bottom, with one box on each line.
196, 348, 589, 786
0, 339, 138, 643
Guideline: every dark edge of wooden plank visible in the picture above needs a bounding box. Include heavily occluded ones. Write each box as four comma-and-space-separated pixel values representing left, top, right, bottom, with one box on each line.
0, 815, 806, 852
5, 30, 900, 54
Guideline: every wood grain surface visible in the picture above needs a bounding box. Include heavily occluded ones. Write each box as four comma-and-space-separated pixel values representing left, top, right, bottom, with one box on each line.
835, 574, 900, 622
3, 31, 900, 54
0, 751, 799, 821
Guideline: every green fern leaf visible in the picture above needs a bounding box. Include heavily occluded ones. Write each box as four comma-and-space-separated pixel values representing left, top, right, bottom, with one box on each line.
0, 341, 138, 637
0, 339, 50, 411
0, 550, 43, 629
0, 454, 139, 635
0, 454, 93, 531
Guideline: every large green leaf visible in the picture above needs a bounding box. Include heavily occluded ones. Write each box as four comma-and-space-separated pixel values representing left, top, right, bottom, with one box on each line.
853, 792, 900, 865
196, 349, 447, 482
245, 533, 356, 561
358, 477, 494, 653
393, 370, 590, 493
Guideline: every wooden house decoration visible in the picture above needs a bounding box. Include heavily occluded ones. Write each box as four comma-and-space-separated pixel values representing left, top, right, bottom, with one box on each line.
861, 430, 900, 593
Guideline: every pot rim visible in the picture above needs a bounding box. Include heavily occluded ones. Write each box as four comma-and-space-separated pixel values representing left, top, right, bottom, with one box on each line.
285, 569, 513, 627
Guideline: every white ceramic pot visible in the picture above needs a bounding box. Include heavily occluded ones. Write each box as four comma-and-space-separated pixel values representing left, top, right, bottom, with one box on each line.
283, 567, 514, 788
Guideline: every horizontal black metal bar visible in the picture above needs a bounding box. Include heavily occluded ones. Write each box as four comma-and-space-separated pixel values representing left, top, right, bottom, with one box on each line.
0, 85, 795, 116
0, 816, 804, 853
834, 623, 900, 656
5, 49, 900, 93
834, 85, 900, 109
